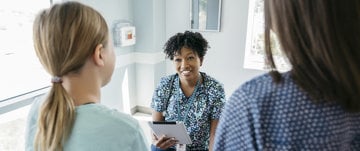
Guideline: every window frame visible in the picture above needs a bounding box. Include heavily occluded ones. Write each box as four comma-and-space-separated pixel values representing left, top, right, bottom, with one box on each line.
0, 0, 54, 115
243, 0, 291, 72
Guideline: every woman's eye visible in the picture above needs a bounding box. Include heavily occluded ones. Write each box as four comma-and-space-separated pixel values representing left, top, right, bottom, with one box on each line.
174, 58, 182, 62
187, 56, 195, 60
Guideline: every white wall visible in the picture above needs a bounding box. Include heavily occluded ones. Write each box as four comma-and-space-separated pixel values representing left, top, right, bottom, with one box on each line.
165, 0, 265, 98
76, 0, 266, 112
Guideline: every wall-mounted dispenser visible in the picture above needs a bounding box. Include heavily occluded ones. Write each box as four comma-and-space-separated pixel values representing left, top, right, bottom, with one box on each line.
113, 20, 136, 47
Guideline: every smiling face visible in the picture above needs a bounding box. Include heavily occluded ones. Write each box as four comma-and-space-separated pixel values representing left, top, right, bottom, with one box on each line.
173, 47, 203, 83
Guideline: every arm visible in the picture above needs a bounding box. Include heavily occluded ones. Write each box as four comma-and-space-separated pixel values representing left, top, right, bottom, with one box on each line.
203, 81, 225, 151
152, 110, 165, 121
207, 79, 226, 151
209, 119, 219, 151
150, 75, 177, 149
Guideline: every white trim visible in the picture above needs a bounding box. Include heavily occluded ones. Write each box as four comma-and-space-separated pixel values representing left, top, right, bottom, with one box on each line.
130, 105, 152, 115
115, 51, 165, 68
0, 87, 49, 114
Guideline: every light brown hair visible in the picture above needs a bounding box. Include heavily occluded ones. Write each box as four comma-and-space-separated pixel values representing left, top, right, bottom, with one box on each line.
264, 0, 360, 112
32, 1, 109, 150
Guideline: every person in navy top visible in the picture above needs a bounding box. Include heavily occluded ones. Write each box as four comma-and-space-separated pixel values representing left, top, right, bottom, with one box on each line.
214, 0, 360, 150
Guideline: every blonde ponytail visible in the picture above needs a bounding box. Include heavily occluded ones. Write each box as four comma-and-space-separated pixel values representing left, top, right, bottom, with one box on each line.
34, 84, 75, 151
32, 1, 109, 150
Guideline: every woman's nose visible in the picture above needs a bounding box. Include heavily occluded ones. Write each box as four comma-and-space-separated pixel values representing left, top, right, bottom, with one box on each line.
180, 60, 190, 69
181, 60, 189, 66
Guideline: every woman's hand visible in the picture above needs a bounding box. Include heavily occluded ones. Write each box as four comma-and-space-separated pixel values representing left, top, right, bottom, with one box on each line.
152, 133, 178, 150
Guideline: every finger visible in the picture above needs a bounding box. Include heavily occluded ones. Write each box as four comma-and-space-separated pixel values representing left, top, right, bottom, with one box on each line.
165, 138, 178, 148
155, 135, 168, 146
153, 135, 179, 149
152, 133, 158, 140
157, 137, 178, 149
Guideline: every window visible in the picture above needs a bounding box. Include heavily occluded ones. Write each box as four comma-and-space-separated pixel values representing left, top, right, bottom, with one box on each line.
0, 1, 51, 150
0, 1, 50, 101
243, 0, 290, 72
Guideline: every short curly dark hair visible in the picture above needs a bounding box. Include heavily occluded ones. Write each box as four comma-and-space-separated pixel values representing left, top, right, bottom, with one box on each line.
163, 31, 209, 60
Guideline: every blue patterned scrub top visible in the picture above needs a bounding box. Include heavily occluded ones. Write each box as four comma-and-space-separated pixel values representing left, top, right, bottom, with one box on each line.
151, 72, 226, 150
214, 71, 360, 151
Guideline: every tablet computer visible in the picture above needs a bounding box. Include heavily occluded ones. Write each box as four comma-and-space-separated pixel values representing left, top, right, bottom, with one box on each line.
148, 121, 192, 144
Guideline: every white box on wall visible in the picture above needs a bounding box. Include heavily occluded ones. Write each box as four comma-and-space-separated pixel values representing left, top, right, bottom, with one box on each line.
119, 26, 136, 47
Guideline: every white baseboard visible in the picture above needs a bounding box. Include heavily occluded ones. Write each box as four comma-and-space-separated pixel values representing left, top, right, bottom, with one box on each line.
131, 105, 152, 115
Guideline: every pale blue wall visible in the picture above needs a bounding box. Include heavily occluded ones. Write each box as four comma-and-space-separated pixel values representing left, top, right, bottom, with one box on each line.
80, 0, 168, 111
133, 0, 154, 52
77, 0, 139, 111
133, 0, 166, 53
133, 0, 166, 108
79, 0, 135, 54
78, 0, 266, 111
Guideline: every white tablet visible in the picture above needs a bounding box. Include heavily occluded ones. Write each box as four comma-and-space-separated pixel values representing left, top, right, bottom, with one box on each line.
148, 121, 192, 144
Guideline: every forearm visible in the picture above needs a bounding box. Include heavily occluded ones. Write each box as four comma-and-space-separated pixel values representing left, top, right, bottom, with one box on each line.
152, 110, 165, 121
209, 119, 219, 151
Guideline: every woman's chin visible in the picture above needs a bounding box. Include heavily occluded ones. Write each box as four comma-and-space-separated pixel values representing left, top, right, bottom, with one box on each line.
180, 75, 196, 82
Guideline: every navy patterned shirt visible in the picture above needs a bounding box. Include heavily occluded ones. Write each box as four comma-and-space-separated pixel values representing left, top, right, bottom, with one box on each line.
151, 72, 226, 150
214, 72, 360, 151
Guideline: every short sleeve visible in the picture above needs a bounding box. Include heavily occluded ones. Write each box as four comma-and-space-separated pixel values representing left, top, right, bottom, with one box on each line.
214, 81, 262, 151
25, 94, 46, 151
209, 82, 226, 119
150, 75, 175, 112
214, 86, 256, 151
